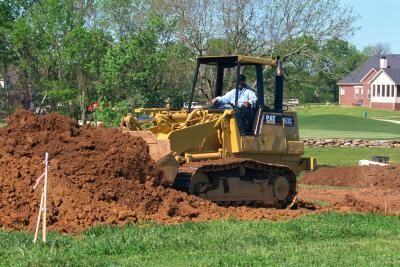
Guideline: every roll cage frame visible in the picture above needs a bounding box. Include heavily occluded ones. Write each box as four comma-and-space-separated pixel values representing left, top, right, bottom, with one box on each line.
187, 55, 283, 112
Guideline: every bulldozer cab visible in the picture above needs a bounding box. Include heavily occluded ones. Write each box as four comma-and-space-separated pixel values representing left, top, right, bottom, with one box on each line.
187, 55, 284, 135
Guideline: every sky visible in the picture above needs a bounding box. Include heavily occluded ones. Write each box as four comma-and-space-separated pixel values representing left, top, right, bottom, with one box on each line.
343, 0, 400, 53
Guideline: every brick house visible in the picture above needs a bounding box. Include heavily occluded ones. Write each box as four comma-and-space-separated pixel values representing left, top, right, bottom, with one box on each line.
337, 55, 400, 111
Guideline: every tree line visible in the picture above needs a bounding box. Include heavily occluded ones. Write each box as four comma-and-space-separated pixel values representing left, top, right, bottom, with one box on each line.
0, 0, 376, 121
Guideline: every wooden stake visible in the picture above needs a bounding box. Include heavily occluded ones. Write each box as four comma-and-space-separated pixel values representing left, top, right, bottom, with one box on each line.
385, 201, 387, 215
33, 152, 50, 244
33, 192, 44, 244
42, 152, 49, 243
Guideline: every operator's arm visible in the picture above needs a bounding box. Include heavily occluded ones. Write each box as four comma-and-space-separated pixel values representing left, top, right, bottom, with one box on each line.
216, 89, 235, 105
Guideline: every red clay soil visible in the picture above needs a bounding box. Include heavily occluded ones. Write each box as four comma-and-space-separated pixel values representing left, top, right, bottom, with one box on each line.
301, 165, 400, 189
299, 166, 400, 215
0, 110, 315, 233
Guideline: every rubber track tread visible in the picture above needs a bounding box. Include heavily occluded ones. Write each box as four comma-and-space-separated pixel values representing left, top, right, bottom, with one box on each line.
179, 158, 297, 206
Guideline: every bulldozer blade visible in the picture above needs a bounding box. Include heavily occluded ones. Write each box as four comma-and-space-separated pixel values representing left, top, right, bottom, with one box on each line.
155, 153, 180, 184
123, 130, 178, 183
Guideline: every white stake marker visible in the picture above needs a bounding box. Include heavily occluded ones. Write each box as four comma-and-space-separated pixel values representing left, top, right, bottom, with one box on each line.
33, 152, 49, 244
43, 152, 48, 243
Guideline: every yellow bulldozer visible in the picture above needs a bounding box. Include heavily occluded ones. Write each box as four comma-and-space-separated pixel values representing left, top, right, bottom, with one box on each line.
121, 55, 316, 207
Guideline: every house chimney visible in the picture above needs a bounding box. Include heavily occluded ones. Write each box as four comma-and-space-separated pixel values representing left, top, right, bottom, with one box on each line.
380, 56, 388, 68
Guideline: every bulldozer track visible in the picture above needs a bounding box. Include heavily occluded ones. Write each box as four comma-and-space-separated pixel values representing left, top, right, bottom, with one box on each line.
175, 158, 297, 207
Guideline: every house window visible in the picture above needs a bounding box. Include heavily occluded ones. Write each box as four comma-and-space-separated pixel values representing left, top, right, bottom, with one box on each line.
377, 85, 380, 96
386, 85, 390, 97
392, 85, 395, 97
340, 87, 345, 96
355, 88, 360, 98
368, 88, 371, 99
382, 85, 385, 97
373, 85, 376, 97
397, 85, 400, 97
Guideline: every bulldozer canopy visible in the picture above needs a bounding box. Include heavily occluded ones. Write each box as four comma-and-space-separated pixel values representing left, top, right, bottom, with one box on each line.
197, 55, 276, 66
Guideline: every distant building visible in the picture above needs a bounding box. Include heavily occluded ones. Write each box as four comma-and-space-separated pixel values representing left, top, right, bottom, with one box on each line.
337, 55, 400, 111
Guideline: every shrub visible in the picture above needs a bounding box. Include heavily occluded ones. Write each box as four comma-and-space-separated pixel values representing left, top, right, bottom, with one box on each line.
92, 100, 130, 128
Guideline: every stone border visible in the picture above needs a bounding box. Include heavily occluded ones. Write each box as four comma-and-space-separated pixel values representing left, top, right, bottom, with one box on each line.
303, 138, 400, 148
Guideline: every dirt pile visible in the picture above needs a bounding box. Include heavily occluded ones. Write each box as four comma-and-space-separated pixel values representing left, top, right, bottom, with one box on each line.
333, 194, 384, 213
299, 166, 400, 215
300, 165, 400, 189
0, 110, 314, 233
0, 110, 162, 232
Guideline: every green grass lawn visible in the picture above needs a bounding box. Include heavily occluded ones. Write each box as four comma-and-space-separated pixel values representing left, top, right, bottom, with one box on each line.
297, 105, 400, 139
298, 105, 400, 117
1, 213, 399, 266
305, 147, 400, 166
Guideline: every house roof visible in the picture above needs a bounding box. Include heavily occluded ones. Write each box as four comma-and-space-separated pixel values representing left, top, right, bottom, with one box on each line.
381, 68, 400, 84
368, 68, 400, 85
359, 68, 377, 82
338, 54, 400, 84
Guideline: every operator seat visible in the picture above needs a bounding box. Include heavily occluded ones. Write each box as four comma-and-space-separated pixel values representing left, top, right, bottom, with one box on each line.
235, 107, 257, 135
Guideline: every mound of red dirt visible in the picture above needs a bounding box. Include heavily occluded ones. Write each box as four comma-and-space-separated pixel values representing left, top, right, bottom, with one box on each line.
0, 110, 314, 233
299, 165, 400, 216
300, 165, 400, 189
333, 194, 384, 214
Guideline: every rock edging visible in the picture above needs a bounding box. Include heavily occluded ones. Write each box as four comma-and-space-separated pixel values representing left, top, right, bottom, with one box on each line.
303, 138, 400, 148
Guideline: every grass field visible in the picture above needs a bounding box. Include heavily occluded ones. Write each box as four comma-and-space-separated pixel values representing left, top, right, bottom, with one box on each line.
1, 213, 400, 266
305, 147, 400, 166
297, 105, 400, 139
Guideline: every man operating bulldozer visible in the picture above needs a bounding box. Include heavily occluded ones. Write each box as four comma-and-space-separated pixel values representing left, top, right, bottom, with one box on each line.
211, 74, 257, 109
211, 74, 257, 134
120, 55, 316, 206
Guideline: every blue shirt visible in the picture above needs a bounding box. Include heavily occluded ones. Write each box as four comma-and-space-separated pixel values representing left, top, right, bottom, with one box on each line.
216, 85, 257, 108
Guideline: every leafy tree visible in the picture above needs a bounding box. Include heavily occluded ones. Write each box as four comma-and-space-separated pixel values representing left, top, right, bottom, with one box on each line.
317, 38, 367, 102
62, 26, 109, 122
1, 0, 368, 117
98, 14, 169, 107
10, 0, 78, 110
273, 37, 366, 103
93, 100, 130, 127
0, 0, 37, 111
155, 42, 194, 108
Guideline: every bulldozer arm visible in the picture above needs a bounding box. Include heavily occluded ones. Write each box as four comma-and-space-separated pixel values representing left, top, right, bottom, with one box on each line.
168, 119, 219, 154
123, 116, 222, 184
